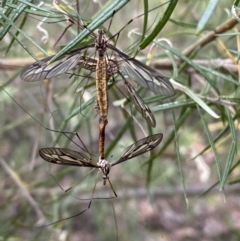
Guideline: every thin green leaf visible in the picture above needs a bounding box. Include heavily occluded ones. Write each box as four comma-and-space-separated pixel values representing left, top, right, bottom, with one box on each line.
0, 11, 48, 57
139, 0, 178, 49
65, 95, 95, 121
190, 114, 238, 161
5, 7, 29, 55
141, 0, 148, 43
105, 115, 133, 158
197, 105, 223, 188
169, 18, 213, 30
153, 99, 195, 111
198, 159, 240, 196
156, 41, 239, 93
197, 0, 219, 33
0, 1, 29, 40
171, 78, 219, 119
220, 108, 237, 189
233, 0, 240, 7
52, 95, 95, 146
229, 178, 240, 185
49, 0, 130, 63
0, 26, 37, 58
146, 108, 192, 184
174, 111, 189, 208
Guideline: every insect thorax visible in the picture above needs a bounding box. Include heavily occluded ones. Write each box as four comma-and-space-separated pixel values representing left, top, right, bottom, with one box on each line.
98, 158, 111, 183
107, 59, 119, 78
95, 29, 107, 57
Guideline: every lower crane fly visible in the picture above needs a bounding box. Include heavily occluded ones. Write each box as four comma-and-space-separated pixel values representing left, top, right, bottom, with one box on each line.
39, 133, 163, 186
37, 133, 163, 228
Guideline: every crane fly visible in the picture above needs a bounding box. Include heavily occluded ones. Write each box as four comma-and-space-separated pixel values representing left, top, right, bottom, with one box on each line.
39, 133, 163, 186
37, 132, 163, 228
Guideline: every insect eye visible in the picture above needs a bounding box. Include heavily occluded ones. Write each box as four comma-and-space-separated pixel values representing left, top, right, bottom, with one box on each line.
103, 165, 111, 176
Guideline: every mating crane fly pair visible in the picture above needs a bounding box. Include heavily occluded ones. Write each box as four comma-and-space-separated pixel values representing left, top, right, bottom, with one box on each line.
21, 5, 174, 185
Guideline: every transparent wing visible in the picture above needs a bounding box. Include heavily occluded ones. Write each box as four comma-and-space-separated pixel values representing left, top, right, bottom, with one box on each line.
107, 44, 175, 96
111, 133, 163, 166
39, 148, 98, 167
124, 79, 156, 127
21, 44, 95, 82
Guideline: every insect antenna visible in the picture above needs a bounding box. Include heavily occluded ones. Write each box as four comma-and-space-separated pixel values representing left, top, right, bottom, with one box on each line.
107, 10, 116, 34
91, 0, 170, 49
54, 18, 75, 47
52, 0, 89, 46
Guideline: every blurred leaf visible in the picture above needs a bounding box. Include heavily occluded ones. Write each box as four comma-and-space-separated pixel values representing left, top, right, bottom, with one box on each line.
50, 0, 130, 63
197, 0, 219, 33
197, 105, 223, 187
220, 108, 237, 190
171, 78, 219, 118
139, 0, 178, 49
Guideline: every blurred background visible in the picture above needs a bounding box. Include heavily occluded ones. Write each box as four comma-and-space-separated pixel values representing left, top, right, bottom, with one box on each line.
0, 0, 240, 240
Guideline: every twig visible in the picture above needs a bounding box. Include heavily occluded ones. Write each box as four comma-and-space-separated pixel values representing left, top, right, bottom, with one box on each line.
0, 157, 47, 224
182, 11, 240, 57
1, 57, 238, 75
152, 58, 238, 73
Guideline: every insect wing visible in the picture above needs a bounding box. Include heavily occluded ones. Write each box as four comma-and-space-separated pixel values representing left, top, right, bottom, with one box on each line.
21, 44, 95, 82
111, 133, 163, 166
121, 58, 174, 96
39, 148, 98, 167
107, 44, 175, 97
124, 80, 156, 127
81, 57, 98, 72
